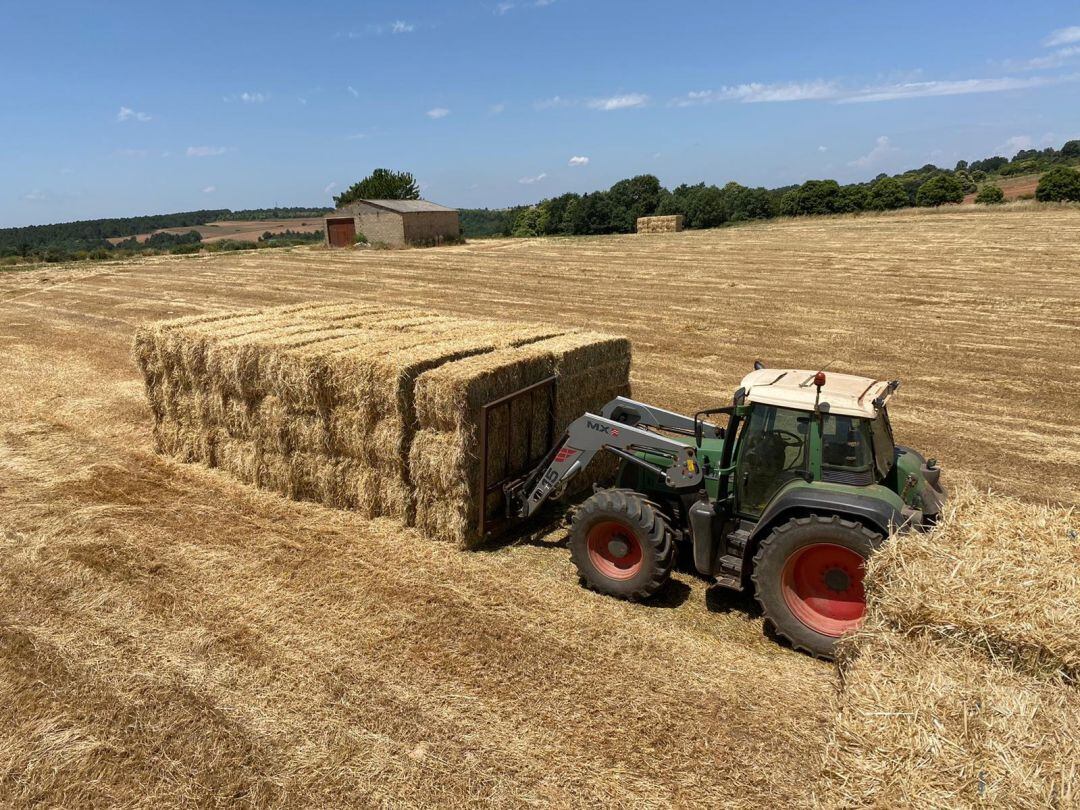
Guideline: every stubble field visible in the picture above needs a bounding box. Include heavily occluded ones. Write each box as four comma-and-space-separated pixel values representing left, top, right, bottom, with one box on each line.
1, 204, 1078, 807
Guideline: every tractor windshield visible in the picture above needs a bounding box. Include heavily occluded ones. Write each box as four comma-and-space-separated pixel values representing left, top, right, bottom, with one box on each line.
869, 409, 896, 479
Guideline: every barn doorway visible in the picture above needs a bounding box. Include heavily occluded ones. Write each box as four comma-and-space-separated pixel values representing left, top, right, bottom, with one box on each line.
326, 217, 356, 248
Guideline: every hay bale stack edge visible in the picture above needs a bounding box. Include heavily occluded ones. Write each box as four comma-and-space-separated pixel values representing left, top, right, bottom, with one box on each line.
818, 488, 1080, 807
134, 302, 631, 545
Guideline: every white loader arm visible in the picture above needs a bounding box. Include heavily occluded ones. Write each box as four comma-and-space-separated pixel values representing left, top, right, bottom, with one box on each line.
510, 411, 703, 519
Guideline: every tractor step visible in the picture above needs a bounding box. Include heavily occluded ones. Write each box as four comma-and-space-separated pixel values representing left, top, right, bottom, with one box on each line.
713, 552, 745, 591
726, 528, 751, 555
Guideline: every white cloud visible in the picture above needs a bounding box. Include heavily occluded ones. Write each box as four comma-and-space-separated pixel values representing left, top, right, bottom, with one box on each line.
1003, 134, 1034, 152
347, 86, 359, 98
534, 95, 568, 110
390, 20, 414, 33
298, 97, 308, 105
535, 0, 555, 5
1045, 26, 1080, 47
674, 81, 838, 106
202, 185, 216, 194
224, 92, 268, 103
117, 106, 152, 122
345, 132, 366, 140
489, 102, 506, 114
568, 155, 589, 166
672, 74, 1072, 107
324, 181, 338, 195
587, 93, 648, 111
186, 146, 228, 157
518, 172, 547, 184
840, 75, 1062, 103
849, 135, 899, 168
23, 190, 47, 202
495, 2, 514, 14
426, 107, 450, 119
818, 145, 828, 152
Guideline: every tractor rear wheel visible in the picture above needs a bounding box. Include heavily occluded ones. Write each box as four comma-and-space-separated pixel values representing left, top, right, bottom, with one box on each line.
751, 515, 882, 659
569, 489, 674, 600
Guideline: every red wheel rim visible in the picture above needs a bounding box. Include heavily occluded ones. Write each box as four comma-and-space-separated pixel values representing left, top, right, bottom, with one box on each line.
781, 543, 866, 636
586, 521, 643, 581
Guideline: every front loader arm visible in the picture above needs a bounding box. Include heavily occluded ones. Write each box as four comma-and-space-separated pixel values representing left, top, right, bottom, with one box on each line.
509, 412, 703, 519
601, 396, 724, 439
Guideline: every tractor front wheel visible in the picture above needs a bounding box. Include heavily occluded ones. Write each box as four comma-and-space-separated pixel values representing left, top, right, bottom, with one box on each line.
569, 489, 674, 600
752, 515, 882, 659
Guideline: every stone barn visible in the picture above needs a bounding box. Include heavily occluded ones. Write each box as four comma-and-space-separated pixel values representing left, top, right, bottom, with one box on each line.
324, 199, 460, 248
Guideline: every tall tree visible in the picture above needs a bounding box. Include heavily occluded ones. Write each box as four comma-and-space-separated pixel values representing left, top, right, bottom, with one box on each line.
1035, 166, 1080, 202
915, 175, 964, 207
868, 177, 909, 210
334, 169, 420, 207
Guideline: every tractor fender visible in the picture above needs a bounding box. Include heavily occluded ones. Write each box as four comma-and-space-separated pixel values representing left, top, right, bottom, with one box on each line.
746, 486, 903, 562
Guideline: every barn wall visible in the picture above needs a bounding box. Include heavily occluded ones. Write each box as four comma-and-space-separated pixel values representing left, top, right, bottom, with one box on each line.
352, 203, 406, 246
402, 211, 461, 245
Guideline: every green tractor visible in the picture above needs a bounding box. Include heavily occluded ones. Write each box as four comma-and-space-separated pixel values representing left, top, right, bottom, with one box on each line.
506, 364, 946, 658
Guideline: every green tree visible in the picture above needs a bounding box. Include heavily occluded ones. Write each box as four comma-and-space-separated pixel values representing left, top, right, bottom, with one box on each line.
868, 177, 909, 210
779, 180, 842, 216
836, 184, 871, 213
974, 184, 1005, 205
1062, 140, 1080, 159
607, 174, 663, 232
915, 174, 964, 207
512, 207, 540, 237
954, 170, 977, 194
1035, 166, 1080, 202
334, 169, 420, 207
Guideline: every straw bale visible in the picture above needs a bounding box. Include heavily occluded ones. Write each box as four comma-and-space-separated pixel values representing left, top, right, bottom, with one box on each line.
410, 332, 632, 547
866, 486, 1079, 680
135, 303, 618, 529
819, 624, 1079, 808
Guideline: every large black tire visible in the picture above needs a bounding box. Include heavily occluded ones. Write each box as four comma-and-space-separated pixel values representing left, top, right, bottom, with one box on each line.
751, 515, 882, 659
569, 489, 674, 600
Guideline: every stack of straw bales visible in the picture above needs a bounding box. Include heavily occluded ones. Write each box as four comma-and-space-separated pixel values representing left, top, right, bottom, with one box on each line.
636, 215, 684, 234
819, 487, 1079, 807
134, 302, 630, 545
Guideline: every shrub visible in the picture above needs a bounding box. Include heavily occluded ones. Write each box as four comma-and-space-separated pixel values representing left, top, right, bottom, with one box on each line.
915, 174, 964, 207
206, 240, 258, 252
868, 177, 909, 210
354, 232, 368, 245
1035, 166, 1080, 202
974, 184, 1005, 205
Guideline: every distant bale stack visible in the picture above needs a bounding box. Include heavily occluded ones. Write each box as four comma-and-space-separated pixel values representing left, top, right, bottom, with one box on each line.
134, 302, 630, 543
819, 488, 1080, 806
636, 215, 684, 234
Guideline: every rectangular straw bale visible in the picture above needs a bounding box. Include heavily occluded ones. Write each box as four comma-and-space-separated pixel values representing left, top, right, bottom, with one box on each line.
410, 331, 631, 548
135, 302, 585, 524
819, 624, 1080, 809
865, 486, 1080, 680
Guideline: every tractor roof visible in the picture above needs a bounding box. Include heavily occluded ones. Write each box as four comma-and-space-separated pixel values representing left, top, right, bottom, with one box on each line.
738, 368, 894, 419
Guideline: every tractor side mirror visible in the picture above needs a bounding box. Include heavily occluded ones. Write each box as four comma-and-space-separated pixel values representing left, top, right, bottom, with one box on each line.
694, 417, 703, 448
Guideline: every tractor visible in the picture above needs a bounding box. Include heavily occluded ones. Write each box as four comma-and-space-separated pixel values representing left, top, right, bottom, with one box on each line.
504, 363, 946, 659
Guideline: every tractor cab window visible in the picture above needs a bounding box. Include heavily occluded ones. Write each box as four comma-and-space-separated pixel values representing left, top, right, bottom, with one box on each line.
736, 405, 809, 516
821, 414, 874, 485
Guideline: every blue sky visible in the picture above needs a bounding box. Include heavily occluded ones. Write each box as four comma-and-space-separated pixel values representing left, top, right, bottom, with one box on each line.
3, 1, 1080, 227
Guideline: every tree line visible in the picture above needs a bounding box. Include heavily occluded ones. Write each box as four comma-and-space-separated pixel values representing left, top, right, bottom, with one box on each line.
0, 207, 332, 259
461, 138, 1080, 238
